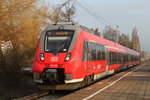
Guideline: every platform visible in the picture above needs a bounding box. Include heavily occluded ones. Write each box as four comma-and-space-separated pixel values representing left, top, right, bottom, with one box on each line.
59, 63, 150, 100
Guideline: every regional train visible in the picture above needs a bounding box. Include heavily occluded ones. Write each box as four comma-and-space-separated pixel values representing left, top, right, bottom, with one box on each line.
32, 22, 140, 90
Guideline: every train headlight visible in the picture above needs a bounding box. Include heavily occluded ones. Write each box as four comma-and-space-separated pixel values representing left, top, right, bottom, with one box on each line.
40, 53, 44, 61
64, 53, 71, 62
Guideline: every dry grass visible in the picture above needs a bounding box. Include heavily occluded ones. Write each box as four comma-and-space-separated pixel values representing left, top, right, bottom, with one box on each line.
0, 73, 39, 100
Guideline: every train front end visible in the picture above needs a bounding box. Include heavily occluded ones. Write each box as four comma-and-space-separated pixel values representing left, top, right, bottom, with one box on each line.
32, 23, 84, 90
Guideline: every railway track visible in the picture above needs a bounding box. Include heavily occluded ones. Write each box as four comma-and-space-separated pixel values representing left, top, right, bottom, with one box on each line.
14, 63, 146, 100
14, 91, 49, 100
14, 90, 75, 100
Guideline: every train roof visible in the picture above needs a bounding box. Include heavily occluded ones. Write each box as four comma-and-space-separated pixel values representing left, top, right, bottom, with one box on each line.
42, 22, 140, 56
82, 31, 140, 56
46, 22, 95, 34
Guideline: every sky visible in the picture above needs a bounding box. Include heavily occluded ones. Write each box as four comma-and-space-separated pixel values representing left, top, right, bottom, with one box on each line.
46, 0, 150, 54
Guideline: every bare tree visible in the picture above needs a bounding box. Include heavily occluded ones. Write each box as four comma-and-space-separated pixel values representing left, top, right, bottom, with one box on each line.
131, 27, 141, 51
118, 33, 132, 48
51, 0, 76, 23
102, 26, 120, 42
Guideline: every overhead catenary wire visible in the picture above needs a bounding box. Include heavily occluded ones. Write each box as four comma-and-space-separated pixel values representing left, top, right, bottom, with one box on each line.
80, 0, 128, 36
75, 0, 118, 28
81, 0, 118, 27
74, 0, 106, 25
63, 0, 120, 31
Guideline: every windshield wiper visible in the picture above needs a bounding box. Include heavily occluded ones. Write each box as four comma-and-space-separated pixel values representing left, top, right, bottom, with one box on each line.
54, 42, 66, 54
55, 38, 69, 54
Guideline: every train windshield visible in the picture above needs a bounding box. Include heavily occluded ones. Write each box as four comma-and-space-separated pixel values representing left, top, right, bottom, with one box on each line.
45, 30, 74, 53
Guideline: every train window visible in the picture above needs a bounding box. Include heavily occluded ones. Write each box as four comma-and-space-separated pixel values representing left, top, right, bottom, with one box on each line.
113, 52, 116, 64
109, 52, 112, 64
82, 41, 106, 61
101, 45, 105, 60
91, 43, 97, 61
82, 41, 92, 61
82, 41, 88, 61
116, 52, 119, 63
95, 44, 99, 60
122, 54, 125, 62
115, 52, 117, 63
111, 52, 113, 64
110, 52, 112, 64
45, 30, 74, 53
108, 52, 120, 65
124, 54, 126, 62
97, 45, 100, 60
112, 52, 114, 64
100, 45, 103, 60
117, 53, 120, 63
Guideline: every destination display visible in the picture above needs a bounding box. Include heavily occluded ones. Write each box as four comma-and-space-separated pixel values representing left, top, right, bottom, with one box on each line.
47, 30, 74, 36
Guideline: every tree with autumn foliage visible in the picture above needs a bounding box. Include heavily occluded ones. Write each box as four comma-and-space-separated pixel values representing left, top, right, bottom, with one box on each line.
0, 0, 76, 85
0, 0, 38, 82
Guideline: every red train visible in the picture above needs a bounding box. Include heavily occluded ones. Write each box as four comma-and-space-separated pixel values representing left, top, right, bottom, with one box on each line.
32, 22, 140, 90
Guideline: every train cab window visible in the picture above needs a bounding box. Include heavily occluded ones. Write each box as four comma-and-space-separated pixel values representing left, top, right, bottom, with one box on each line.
45, 30, 74, 53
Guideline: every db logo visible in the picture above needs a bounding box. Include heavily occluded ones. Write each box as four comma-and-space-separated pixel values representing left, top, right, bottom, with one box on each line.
51, 57, 58, 62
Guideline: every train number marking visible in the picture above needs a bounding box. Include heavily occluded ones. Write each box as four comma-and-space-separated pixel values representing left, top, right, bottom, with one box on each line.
97, 64, 101, 69
51, 57, 58, 62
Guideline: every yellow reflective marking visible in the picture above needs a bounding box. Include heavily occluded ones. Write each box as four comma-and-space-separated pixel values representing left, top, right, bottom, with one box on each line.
89, 40, 95, 42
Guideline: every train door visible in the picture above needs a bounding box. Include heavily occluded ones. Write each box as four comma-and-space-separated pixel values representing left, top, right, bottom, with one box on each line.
105, 47, 109, 73
86, 41, 92, 75
83, 41, 92, 75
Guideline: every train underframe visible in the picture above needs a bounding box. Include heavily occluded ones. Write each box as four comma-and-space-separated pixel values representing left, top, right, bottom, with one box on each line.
37, 62, 139, 90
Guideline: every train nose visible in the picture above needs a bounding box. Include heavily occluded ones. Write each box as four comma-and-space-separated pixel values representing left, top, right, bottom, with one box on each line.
43, 68, 65, 84
45, 71, 58, 84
